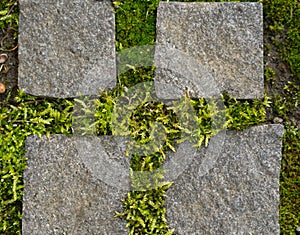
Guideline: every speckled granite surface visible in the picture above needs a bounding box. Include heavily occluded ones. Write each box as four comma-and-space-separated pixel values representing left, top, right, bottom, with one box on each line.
155, 2, 263, 99
165, 124, 284, 235
23, 135, 129, 235
18, 0, 116, 98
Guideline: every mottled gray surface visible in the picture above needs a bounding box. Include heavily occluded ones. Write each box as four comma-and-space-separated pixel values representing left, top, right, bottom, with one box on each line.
165, 124, 284, 235
18, 0, 116, 98
155, 2, 263, 99
23, 135, 130, 235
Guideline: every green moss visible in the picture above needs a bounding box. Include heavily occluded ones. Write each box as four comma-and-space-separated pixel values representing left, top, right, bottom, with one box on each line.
264, 0, 300, 80
116, 187, 174, 235
280, 125, 300, 234
115, 0, 160, 50
265, 67, 276, 84
0, 0, 18, 40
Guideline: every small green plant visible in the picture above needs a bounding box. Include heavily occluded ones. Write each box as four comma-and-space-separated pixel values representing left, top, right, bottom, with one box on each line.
265, 67, 276, 84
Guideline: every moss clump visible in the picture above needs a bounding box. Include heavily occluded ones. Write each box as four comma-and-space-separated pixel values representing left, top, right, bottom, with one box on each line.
280, 124, 300, 234
0, 0, 18, 36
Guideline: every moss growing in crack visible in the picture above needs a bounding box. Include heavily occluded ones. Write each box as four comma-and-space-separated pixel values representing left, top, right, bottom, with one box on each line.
280, 124, 300, 234
108, 90, 267, 234
116, 186, 174, 235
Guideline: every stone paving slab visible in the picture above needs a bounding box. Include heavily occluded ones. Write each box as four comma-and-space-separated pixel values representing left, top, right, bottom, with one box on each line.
165, 124, 284, 235
18, 0, 116, 98
22, 135, 130, 235
154, 2, 263, 99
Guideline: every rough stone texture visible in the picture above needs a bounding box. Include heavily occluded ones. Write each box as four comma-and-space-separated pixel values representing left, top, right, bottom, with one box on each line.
23, 135, 130, 235
18, 0, 116, 98
165, 124, 284, 235
154, 2, 263, 99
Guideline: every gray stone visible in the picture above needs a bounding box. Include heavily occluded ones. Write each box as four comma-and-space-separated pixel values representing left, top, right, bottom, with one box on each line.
23, 135, 130, 235
165, 124, 284, 235
18, 0, 116, 98
154, 2, 263, 99
273, 116, 284, 124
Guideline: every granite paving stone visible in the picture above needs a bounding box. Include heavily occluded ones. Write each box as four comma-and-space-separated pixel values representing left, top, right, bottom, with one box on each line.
22, 135, 130, 235
155, 2, 263, 99
18, 0, 116, 98
164, 124, 284, 235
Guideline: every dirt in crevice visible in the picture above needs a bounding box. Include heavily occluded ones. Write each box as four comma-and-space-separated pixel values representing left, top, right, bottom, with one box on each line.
0, 27, 19, 102
263, 18, 300, 129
